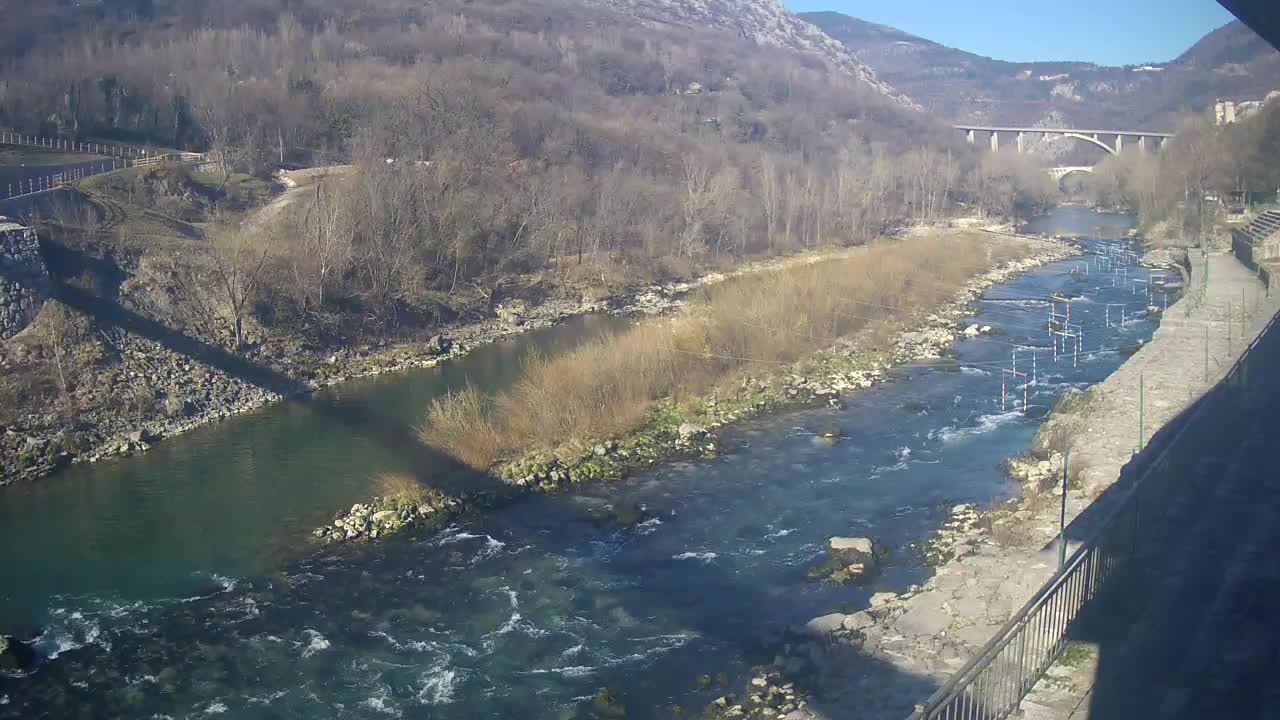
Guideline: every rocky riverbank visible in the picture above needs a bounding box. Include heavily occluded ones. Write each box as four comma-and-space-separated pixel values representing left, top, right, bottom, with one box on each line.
786, 250, 1280, 720
0, 245, 873, 487
315, 234, 1080, 548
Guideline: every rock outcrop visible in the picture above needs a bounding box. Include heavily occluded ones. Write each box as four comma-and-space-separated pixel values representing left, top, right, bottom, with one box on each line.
0, 635, 36, 671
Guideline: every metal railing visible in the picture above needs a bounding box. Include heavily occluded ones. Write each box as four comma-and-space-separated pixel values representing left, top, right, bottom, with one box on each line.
1, 160, 128, 200
0, 129, 147, 158
1, 151, 212, 201
908, 306, 1280, 720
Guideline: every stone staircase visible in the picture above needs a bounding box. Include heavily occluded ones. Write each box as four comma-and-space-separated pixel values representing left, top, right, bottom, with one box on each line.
1239, 210, 1280, 244
1231, 210, 1280, 269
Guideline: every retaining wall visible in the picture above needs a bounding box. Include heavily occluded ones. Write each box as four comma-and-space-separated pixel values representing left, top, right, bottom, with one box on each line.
0, 219, 49, 339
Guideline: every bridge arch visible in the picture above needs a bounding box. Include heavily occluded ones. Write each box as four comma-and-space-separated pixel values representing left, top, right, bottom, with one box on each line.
1049, 166, 1095, 192
1047, 166, 1096, 181
1060, 133, 1118, 156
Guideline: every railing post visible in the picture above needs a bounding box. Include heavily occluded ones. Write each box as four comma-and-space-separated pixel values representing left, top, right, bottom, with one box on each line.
1015, 619, 1029, 699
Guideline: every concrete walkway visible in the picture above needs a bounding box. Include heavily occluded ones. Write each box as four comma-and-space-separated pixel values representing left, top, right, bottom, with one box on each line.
810, 251, 1280, 720
1017, 251, 1280, 718
1059, 251, 1275, 529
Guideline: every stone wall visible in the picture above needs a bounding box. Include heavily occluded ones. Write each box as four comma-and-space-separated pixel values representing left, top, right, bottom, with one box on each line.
0, 219, 49, 340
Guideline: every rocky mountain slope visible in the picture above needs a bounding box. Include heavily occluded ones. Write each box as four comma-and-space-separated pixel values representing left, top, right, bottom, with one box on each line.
803, 13, 1280, 131
586, 0, 917, 107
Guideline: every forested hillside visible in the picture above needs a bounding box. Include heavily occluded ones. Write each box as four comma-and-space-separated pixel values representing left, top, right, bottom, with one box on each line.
0, 0, 1057, 333
0, 0, 1057, 482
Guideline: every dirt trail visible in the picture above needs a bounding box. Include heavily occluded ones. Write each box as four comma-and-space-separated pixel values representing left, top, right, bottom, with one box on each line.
240, 165, 352, 236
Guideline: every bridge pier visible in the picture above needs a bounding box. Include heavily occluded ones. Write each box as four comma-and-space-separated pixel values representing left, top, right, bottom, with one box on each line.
1116, 135, 1124, 153
1138, 136, 1146, 151
990, 131, 999, 152
966, 129, 975, 145
1016, 131, 1025, 154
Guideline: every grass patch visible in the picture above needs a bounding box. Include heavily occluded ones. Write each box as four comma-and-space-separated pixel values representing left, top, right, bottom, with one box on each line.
1034, 387, 1100, 455
1051, 387, 1100, 416
421, 231, 1031, 469
1057, 640, 1096, 668
79, 164, 277, 239
420, 387, 501, 469
374, 472, 432, 505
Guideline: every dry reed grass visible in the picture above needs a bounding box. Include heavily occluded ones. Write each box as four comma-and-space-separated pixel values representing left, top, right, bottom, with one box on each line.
375, 472, 432, 504
421, 232, 1029, 468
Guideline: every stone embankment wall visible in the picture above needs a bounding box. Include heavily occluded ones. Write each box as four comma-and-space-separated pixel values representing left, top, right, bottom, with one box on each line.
0, 219, 49, 339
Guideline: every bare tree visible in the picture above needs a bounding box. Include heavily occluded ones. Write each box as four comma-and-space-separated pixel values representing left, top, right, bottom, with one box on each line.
679, 155, 714, 258
38, 301, 78, 395
293, 174, 354, 310
207, 226, 273, 350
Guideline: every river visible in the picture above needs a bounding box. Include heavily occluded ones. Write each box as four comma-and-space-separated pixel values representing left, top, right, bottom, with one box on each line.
0, 209, 1153, 718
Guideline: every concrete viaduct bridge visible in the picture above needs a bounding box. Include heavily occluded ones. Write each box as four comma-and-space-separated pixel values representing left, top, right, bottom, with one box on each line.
954, 125, 1175, 155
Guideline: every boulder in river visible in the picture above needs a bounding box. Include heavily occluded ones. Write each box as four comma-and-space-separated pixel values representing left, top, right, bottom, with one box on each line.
807, 536, 881, 585
589, 687, 627, 718
0, 635, 36, 671
588, 502, 652, 529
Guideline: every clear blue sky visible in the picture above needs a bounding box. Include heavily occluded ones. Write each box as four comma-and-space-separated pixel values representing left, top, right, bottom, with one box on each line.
785, 0, 1237, 65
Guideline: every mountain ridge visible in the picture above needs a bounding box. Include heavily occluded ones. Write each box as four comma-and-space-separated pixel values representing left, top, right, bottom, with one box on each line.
802, 12, 1280, 131
583, 0, 919, 107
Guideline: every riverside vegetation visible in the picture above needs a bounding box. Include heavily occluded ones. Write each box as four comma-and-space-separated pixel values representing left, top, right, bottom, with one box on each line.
0, 0, 1061, 486
315, 229, 1078, 543
423, 232, 1029, 469
1086, 98, 1280, 243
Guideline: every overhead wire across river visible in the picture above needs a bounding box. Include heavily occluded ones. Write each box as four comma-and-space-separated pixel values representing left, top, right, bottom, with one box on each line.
663, 241, 1203, 420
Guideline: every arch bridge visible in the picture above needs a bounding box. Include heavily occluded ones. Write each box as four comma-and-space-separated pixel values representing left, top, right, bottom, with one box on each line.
1047, 166, 1095, 180
954, 125, 1174, 155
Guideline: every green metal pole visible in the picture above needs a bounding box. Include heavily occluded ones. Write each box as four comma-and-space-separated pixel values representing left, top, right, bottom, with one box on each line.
1138, 372, 1145, 451
1059, 449, 1069, 569
1205, 326, 1210, 383
1228, 301, 1233, 355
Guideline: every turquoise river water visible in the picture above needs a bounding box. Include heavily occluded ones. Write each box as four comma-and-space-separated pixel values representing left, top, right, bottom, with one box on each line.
0, 209, 1156, 718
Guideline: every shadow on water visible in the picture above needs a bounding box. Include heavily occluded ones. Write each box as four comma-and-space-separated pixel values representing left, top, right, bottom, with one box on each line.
1, 245, 948, 718
1045, 313, 1280, 720
2, 242, 509, 501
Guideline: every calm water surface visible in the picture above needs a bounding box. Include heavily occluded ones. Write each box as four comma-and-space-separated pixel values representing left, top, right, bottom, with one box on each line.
0, 313, 633, 627
0, 209, 1150, 718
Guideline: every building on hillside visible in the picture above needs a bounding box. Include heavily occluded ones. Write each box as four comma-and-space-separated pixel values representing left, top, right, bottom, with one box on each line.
1216, 90, 1280, 125
1215, 99, 1238, 125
